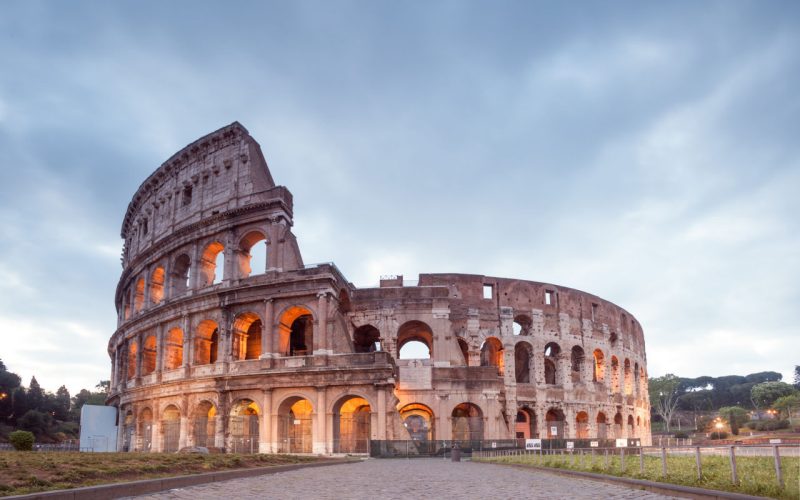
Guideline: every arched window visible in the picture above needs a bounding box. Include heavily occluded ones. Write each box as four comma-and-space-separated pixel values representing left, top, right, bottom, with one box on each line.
544, 342, 561, 385
238, 231, 267, 278
199, 241, 225, 287
452, 403, 483, 441
570, 346, 585, 383
480, 337, 504, 376
592, 349, 605, 382
277, 397, 311, 453
164, 328, 183, 370
277, 306, 314, 356
194, 320, 219, 365
353, 325, 381, 353
142, 335, 157, 375
333, 396, 371, 453
232, 312, 262, 360
133, 278, 145, 313
126, 341, 138, 380
513, 315, 532, 336
397, 321, 433, 360
171, 254, 191, 295
400, 403, 435, 441
597, 412, 608, 439
514, 342, 533, 383
624, 358, 633, 395
149, 266, 165, 304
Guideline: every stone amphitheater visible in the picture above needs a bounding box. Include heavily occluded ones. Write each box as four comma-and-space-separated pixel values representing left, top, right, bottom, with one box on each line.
107, 122, 651, 454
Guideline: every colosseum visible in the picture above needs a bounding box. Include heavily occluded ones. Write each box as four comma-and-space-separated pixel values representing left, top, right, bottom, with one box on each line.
107, 122, 651, 455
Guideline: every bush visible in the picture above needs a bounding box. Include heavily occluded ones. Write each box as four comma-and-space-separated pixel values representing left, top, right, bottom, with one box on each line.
745, 421, 757, 430
709, 431, 728, 440
754, 419, 790, 431
9, 431, 34, 451
674, 431, 689, 439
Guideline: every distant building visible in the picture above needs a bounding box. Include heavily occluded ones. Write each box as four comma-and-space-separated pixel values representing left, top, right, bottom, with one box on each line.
107, 122, 651, 453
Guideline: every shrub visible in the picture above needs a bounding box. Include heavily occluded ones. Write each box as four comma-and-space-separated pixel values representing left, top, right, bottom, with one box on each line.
674, 431, 689, 439
745, 421, 757, 430
9, 430, 34, 451
709, 431, 728, 440
755, 419, 790, 431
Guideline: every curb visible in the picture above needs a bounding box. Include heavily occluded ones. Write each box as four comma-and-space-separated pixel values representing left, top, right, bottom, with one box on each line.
6, 458, 362, 500
485, 462, 770, 500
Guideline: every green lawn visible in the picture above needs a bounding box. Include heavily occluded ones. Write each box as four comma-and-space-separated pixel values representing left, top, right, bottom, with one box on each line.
0, 452, 321, 497
476, 451, 799, 500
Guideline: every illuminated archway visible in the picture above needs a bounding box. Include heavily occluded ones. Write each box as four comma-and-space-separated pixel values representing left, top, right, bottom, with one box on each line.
575, 411, 589, 439
232, 312, 262, 360
161, 405, 181, 452
451, 403, 483, 442
545, 408, 565, 438
237, 230, 267, 278
333, 396, 371, 453
230, 399, 260, 454
164, 328, 183, 370
397, 321, 433, 360
515, 407, 537, 439
480, 337, 504, 376
400, 403, 434, 441
192, 401, 217, 448
277, 397, 313, 453
194, 320, 219, 365
278, 306, 314, 356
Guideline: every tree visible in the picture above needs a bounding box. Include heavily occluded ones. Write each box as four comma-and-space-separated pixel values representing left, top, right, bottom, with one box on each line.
773, 394, 800, 419
54, 386, 71, 421
719, 406, 749, 436
17, 409, 50, 437
95, 380, 110, 394
69, 387, 107, 422
649, 374, 682, 432
0, 359, 21, 420
27, 377, 44, 412
744, 372, 782, 384
751, 381, 796, 410
794, 365, 800, 390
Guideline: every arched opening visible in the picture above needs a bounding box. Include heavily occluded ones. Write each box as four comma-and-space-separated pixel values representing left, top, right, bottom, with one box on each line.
164, 327, 183, 370
614, 412, 623, 439
192, 401, 217, 448
161, 405, 181, 453
611, 356, 620, 393
515, 407, 537, 439
397, 321, 433, 360
452, 403, 483, 442
609, 331, 618, 346
127, 341, 138, 380
634, 362, 640, 395
333, 396, 371, 453
237, 231, 267, 278
627, 415, 635, 437
480, 337, 504, 376
142, 335, 157, 375
513, 315, 531, 336
545, 408, 565, 438
278, 306, 314, 356
123, 290, 131, 320
230, 399, 260, 454
457, 338, 470, 366
199, 241, 225, 287
544, 342, 561, 385
400, 403, 434, 441
624, 358, 633, 395
122, 411, 134, 452
232, 312, 262, 361
592, 349, 605, 382
171, 254, 191, 295
514, 342, 532, 383
277, 397, 313, 453
570, 346, 585, 383
575, 411, 589, 438
194, 320, 219, 365
597, 412, 608, 439
133, 277, 145, 313
149, 266, 165, 305
137, 407, 153, 451
353, 325, 381, 353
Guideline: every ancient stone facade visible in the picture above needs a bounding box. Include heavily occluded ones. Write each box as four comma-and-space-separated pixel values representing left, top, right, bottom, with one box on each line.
107, 122, 651, 454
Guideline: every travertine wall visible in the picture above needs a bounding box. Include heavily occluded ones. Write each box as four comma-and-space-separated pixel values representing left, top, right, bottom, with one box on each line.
108, 123, 650, 454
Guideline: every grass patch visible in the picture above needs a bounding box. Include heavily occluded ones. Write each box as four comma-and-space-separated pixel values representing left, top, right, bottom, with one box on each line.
476, 451, 799, 500
0, 452, 321, 497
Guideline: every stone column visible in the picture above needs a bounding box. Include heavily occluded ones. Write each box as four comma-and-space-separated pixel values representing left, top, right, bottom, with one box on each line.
315, 292, 328, 354
179, 416, 188, 450
189, 242, 200, 291
377, 386, 387, 440
182, 314, 192, 375
155, 323, 164, 381
142, 266, 151, 309
259, 389, 272, 453
261, 299, 274, 358
223, 230, 235, 283
314, 387, 327, 454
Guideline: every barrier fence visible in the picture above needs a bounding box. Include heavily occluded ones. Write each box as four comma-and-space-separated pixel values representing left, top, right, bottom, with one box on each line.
474, 444, 800, 490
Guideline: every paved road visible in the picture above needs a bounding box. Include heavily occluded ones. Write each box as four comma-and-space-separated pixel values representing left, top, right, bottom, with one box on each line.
127, 458, 679, 499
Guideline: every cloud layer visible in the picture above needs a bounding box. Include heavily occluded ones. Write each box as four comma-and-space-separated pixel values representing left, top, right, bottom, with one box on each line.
1, 1, 798, 393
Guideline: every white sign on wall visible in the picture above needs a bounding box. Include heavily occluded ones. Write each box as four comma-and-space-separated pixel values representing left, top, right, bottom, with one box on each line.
525, 439, 542, 450
491, 442, 497, 449
616, 438, 628, 448
590, 441, 599, 448
550, 426, 558, 436
566, 441, 574, 449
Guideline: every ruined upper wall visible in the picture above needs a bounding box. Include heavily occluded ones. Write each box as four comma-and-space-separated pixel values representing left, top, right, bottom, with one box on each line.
120, 122, 282, 266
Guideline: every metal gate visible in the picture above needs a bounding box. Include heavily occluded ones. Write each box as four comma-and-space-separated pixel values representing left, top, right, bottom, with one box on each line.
452, 416, 484, 442
230, 415, 259, 454
162, 420, 180, 452
545, 420, 565, 438
137, 423, 152, 451
278, 415, 312, 453
334, 413, 370, 453
193, 417, 216, 448
122, 425, 134, 452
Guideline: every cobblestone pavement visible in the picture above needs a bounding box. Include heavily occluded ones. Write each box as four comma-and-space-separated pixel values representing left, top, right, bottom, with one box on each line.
127, 458, 680, 499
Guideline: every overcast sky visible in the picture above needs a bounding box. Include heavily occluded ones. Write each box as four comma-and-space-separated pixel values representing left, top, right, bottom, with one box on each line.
0, 1, 797, 395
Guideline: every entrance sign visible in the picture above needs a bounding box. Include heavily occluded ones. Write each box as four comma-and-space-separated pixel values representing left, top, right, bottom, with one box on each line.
616, 438, 628, 447
566, 441, 574, 449
550, 426, 558, 436
590, 441, 599, 448
525, 439, 542, 450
